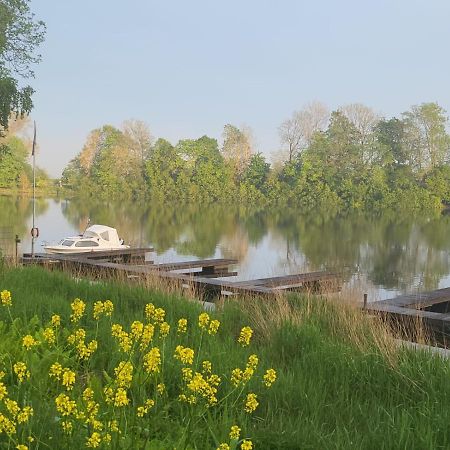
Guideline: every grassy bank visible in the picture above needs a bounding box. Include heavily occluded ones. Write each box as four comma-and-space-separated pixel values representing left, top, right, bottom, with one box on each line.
0, 267, 449, 449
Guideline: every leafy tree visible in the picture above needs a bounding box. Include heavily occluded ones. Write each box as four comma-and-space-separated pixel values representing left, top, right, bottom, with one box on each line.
402, 102, 450, 174
221, 124, 253, 181
0, 0, 45, 133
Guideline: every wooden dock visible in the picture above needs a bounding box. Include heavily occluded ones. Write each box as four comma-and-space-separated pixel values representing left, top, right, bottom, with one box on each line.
367, 287, 450, 342
21, 249, 341, 299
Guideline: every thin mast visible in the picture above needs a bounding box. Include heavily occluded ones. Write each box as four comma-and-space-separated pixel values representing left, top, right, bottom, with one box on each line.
31, 121, 36, 256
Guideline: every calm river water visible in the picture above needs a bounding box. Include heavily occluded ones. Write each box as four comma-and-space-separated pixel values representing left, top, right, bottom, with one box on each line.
2, 195, 450, 301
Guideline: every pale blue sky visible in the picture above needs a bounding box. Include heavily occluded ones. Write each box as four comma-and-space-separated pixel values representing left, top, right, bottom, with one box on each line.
29, 0, 450, 176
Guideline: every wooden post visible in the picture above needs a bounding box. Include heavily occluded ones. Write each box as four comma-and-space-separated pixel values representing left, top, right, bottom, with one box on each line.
363, 293, 368, 310
15, 235, 21, 266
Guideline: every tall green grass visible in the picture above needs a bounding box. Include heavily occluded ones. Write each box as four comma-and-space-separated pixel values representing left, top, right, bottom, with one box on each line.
1, 266, 450, 449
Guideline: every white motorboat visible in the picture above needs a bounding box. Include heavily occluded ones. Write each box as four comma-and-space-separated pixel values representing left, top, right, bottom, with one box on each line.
43, 224, 130, 254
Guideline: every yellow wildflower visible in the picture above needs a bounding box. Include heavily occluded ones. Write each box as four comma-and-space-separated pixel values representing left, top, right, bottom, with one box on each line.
244, 393, 259, 413
159, 321, 170, 338
229, 425, 241, 440
114, 388, 129, 407
248, 354, 258, 369
86, 431, 102, 448
70, 298, 86, 322
43, 327, 56, 345
5, 399, 20, 416
137, 399, 155, 417
198, 312, 210, 330
62, 368, 76, 390
0, 382, 7, 400
0, 290, 11, 306
231, 368, 243, 387
208, 319, 220, 335
55, 393, 77, 416
182, 367, 193, 381
144, 302, 155, 319
131, 320, 144, 339
0, 413, 16, 434
13, 362, 30, 383
49, 362, 63, 380
103, 300, 114, 315
217, 444, 230, 450
174, 345, 194, 365
140, 324, 154, 349
17, 406, 33, 424
238, 326, 253, 347
177, 318, 187, 333
202, 360, 212, 374
153, 307, 165, 323
83, 388, 94, 401
93, 301, 104, 320
157, 383, 165, 394
263, 368, 277, 387
241, 440, 253, 450
61, 420, 73, 434
22, 334, 39, 350
114, 361, 134, 388
143, 347, 161, 373
16, 445, 28, 450
51, 314, 61, 327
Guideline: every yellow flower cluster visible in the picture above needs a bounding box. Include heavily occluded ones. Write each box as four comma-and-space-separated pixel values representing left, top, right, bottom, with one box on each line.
70, 298, 86, 323
263, 368, 277, 387
22, 335, 39, 350
112, 321, 155, 352
182, 371, 221, 406
198, 312, 210, 330
43, 327, 56, 345
136, 399, 155, 417
93, 300, 114, 320
143, 347, 161, 373
241, 440, 253, 450
51, 314, 61, 327
114, 361, 134, 388
208, 319, 220, 335
231, 354, 259, 387
49, 363, 76, 390
238, 326, 253, 347
145, 303, 165, 323
67, 328, 97, 360
174, 345, 195, 365
229, 425, 241, 440
159, 321, 170, 338
13, 362, 30, 383
55, 393, 77, 416
244, 393, 259, 413
177, 318, 187, 333
0, 289, 11, 306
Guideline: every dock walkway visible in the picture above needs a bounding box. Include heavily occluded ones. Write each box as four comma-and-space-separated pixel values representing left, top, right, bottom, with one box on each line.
21, 249, 341, 298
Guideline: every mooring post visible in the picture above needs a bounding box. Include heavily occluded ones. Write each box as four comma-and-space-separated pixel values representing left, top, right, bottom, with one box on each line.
15, 235, 21, 266
363, 293, 368, 310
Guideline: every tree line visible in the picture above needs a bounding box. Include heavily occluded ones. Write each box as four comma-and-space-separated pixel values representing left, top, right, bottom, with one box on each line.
62, 101, 450, 213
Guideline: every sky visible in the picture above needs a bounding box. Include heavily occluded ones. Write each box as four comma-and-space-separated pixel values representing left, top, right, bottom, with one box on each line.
26, 0, 450, 177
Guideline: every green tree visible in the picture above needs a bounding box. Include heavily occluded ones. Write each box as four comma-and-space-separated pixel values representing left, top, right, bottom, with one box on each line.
402, 102, 450, 174
0, 0, 45, 133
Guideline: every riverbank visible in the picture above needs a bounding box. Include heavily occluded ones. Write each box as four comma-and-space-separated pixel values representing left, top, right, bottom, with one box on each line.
0, 266, 449, 449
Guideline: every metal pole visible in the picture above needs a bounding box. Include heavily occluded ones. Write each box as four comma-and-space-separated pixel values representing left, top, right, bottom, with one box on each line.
363, 293, 368, 310
31, 121, 36, 257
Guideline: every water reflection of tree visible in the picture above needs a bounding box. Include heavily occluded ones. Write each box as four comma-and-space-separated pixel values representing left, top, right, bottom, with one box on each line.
0, 196, 49, 254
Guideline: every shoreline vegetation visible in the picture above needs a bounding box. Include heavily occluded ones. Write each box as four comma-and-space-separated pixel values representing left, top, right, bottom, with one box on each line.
58, 102, 450, 214
2, 102, 450, 215
0, 265, 449, 449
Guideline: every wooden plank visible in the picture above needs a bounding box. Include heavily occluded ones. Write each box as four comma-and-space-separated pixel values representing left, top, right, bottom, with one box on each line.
232, 271, 339, 288
373, 287, 450, 308
153, 258, 237, 271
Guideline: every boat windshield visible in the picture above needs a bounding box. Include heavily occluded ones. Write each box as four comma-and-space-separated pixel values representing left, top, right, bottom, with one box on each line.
61, 240, 74, 247
75, 240, 99, 247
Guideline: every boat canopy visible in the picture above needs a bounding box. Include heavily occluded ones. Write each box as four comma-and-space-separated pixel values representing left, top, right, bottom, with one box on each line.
83, 225, 122, 246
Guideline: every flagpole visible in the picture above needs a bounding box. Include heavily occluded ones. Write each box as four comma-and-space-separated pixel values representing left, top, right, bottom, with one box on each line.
31, 121, 36, 257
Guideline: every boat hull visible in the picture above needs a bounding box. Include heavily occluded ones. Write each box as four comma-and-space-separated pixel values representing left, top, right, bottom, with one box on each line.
43, 245, 130, 254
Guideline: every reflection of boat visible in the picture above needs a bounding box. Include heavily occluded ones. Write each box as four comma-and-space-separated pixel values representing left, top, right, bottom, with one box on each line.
43, 224, 130, 254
